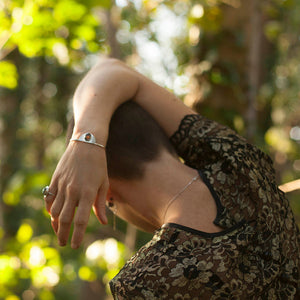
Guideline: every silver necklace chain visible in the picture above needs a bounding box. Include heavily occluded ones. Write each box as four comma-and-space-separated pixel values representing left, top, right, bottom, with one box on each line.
163, 173, 200, 223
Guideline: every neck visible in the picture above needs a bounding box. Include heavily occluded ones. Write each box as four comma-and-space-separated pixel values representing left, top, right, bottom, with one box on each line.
111, 150, 200, 230
162, 173, 200, 224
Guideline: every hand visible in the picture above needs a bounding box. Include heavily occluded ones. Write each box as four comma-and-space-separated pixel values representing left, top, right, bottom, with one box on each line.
44, 141, 109, 249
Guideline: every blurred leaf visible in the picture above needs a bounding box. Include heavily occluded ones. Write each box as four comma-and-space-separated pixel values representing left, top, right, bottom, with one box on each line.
0, 61, 18, 89
53, 0, 87, 23
78, 266, 96, 281
16, 223, 33, 243
265, 127, 294, 153
75, 25, 96, 41
39, 290, 55, 300
264, 21, 282, 41
0, 255, 19, 286
5, 295, 20, 300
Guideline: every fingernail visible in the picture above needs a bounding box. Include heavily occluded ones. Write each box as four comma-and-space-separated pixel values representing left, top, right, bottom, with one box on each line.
71, 243, 79, 249
59, 240, 66, 246
102, 215, 108, 224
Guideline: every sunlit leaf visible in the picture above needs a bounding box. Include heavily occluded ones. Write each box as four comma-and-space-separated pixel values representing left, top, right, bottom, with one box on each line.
16, 223, 33, 244
265, 127, 294, 153
75, 25, 96, 41
78, 266, 96, 281
5, 295, 20, 300
0, 256, 16, 285
3, 192, 20, 206
39, 290, 55, 300
0, 61, 18, 89
70, 38, 83, 49
53, 0, 87, 23
87, 41, 100, 52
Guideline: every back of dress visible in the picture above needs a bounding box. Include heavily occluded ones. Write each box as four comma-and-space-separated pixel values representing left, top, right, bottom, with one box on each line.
110, 114, 300, 299
170, 114, 300, 298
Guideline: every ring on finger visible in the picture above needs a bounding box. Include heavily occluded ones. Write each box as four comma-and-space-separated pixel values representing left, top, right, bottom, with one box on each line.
42, 186, 55, 197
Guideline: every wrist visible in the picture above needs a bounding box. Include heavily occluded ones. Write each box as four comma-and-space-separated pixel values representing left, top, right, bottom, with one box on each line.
72, 129, 107, 146
72, 120, 108, 145
70, 132, 105, 149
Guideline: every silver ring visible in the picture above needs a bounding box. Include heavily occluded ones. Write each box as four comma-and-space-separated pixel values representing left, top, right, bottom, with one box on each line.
42, 186, 55, 197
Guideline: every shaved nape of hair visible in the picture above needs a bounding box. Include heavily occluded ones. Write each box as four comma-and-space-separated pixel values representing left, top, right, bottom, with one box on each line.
67, 100, 177, 180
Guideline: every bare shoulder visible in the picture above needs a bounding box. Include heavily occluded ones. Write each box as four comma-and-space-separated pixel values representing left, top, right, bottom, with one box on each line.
169, 179, 223, 234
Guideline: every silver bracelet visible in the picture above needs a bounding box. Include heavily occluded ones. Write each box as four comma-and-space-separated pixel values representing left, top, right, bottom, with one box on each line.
70, 132, 105, 149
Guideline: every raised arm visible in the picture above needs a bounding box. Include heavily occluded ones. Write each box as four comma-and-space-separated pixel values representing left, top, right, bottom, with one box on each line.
72, 58, 194, 141
46, 58, 194, 249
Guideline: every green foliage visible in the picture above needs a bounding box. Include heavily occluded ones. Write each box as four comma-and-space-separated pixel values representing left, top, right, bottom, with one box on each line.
0, 226, 127, 299
0, 0, 299, 298
0, 0, 105, 88
0, 61, 18, 89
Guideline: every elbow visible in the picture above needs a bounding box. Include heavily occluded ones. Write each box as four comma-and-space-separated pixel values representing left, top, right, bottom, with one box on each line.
89, 57, 130, 80
95, 57, 124, 70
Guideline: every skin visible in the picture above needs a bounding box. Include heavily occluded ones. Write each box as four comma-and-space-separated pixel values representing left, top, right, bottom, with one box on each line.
107, 150, 222, 234
45, 58, 221, 249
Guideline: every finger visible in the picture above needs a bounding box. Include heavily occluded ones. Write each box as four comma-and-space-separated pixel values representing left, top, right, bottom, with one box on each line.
50, 188, 65, 221
93, 180, 109, 225
44, 194, 56, 213
51, 216, 58, 234
57, 196, 77, 246
45, 176, 59, 213
71, 196, 94, 249
44, 187, 57, 213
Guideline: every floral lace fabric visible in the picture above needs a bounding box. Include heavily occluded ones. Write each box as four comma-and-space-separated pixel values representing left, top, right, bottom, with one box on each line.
109, 114, 300, 299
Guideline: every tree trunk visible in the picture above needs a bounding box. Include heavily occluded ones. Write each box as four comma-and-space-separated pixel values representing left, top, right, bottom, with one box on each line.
246, 0, 262, 141
0, 50, 24, 240
192, 0, 271, 139
104, 9, 122, 60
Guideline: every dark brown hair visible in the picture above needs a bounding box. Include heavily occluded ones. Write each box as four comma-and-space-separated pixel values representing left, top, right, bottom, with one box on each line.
67, 101, 177, 180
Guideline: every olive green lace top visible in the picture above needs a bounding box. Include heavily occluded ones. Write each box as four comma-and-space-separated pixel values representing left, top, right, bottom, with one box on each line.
109, 114, 300, 299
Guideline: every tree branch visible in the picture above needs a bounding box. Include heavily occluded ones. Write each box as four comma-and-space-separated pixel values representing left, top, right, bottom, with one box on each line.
279, 179, 300, 193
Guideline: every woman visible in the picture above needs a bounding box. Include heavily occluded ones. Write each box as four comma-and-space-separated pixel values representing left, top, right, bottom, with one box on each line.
43, 58, 300, 299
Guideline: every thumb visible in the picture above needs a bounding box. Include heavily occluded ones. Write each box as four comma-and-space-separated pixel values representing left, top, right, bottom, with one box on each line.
93, 179, 109, 225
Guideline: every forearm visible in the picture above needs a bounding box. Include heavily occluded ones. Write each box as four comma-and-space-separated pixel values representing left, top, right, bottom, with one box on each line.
72, 58, 194, 144
72, 59, 140, 145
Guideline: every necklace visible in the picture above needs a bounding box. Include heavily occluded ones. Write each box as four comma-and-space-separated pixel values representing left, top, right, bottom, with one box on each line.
162, 173, 200, 223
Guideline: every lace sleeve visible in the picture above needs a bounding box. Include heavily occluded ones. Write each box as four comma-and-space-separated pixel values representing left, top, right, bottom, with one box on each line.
170, 114, 274, 176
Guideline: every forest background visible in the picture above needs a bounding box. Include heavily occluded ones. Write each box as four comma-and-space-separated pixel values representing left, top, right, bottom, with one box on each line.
0, 0, 299, 299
